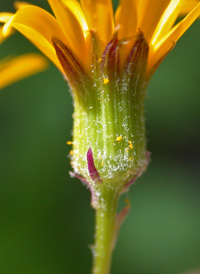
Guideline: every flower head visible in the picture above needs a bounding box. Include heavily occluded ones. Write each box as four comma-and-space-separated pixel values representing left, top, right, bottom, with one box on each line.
1, 1, 199, 200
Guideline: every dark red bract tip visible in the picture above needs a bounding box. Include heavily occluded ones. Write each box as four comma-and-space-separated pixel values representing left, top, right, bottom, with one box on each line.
87, 147, 102, 184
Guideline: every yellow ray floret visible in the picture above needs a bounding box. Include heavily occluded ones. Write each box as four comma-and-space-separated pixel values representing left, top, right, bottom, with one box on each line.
147, 2, 200, 76
0, 13, 14, 40
115, 0, 137, 40
0, 23, 48, 89
80, 0, 114, 44
136, 0, 172, 42
151, 0, 184, 46
0, 8, 66, 72
179, 0, 200, 17
14, 1, 32, 9
0, 53, 48, 89
47, 0, 89, 66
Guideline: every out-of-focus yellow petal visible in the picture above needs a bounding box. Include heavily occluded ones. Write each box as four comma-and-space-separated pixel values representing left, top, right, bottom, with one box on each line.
115, 0, 137, 40
147, 2, 200, 76
136, 0, 171, 42
0, 12, 14, 38
0, 26, 3, 43
0, 12, 13, 22
14, 1, 32, 10
0, 15, 14, 43
47, 0, 88, 66
0, 6, 66, 72
80, 0, 114, 45
179, 0, 200, 17
151, 0, 185, 46
0, 53, 48, 89
0, 26, 8, 43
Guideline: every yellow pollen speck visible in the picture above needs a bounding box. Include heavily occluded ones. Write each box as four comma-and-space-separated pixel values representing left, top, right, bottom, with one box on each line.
97, 58, 102, 63
116, 136, 123, 142
70, 150, 73, 156
128, 140, 133, 149
103, 78, 109, 84
66, 141, 73, 145
125, 148, 129, 153
101, 160, 104, 166
98, 155, 102, 159
129, 156, 133, 161
129, 143, 133, 149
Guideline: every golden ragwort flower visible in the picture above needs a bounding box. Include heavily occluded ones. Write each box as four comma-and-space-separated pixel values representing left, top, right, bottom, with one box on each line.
0, 0, 199, 198
1, 3, 199, 272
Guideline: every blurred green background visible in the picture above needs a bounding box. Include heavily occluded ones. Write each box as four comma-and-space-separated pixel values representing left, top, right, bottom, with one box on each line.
0, 1, 200, 274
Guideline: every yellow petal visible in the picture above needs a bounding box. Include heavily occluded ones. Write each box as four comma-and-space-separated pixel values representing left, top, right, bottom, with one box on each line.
155, 2, 200, 50
80, 0, 114, 45
179, 0, 200, 17
14, 1, 32, 10
61, 0, 88, 34
0, 12, 14, 39
151, 0, 185, 46
0, 53, 48, 89
0, 26, 12, 43
147, 2, 200, 77
47, 0, 88, 66
0, 6, 66, 72
0, 12, 14, 22
115, 0, 137, 40
0, 26, 3, 43
136, 0, 171, 42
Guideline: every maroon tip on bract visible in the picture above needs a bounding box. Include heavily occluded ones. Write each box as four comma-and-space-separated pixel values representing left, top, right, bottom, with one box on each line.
52, 36, 88, 89
87, 147, 102, 184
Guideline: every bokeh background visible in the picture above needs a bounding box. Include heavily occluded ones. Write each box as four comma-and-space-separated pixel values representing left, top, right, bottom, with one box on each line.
0, 1, 200, 273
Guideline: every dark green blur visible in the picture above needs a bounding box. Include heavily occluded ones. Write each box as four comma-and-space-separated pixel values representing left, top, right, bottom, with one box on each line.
0, 1, 200, 273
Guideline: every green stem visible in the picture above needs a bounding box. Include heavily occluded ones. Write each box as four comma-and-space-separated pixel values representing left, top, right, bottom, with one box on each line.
92, 188, 119, 274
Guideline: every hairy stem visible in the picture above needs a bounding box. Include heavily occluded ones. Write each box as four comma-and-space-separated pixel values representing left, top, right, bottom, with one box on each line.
92, 188, 119, 274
